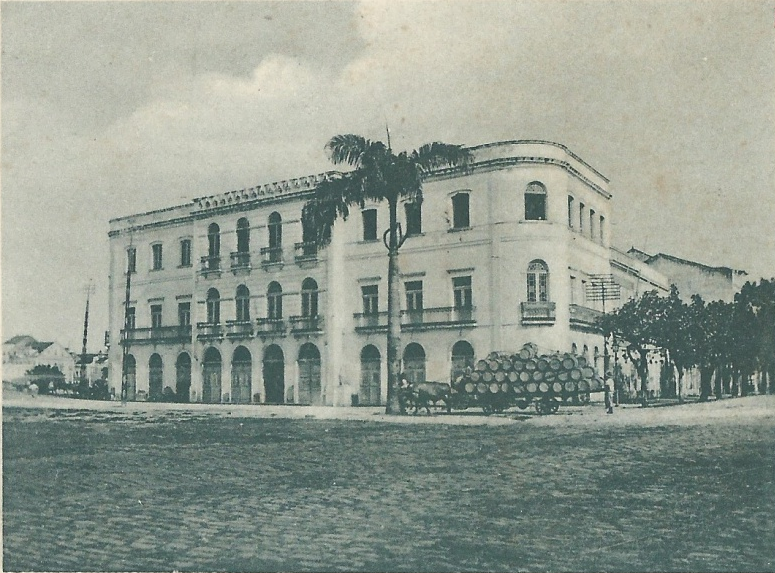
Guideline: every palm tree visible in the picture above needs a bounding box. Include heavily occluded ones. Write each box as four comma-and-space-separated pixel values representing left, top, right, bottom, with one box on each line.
302, 134, 472, 414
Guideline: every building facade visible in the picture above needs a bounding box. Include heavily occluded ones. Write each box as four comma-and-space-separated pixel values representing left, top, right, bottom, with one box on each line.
2, 336, 77, 383
107, 140, 668, 405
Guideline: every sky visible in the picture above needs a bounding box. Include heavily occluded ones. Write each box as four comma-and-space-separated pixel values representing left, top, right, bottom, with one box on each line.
2, 0, 774, 351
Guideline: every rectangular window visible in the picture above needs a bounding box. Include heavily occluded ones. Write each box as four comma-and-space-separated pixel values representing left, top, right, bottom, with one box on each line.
180, 239, 192, 267
538, 274, 548, 302
405, 203, 422, 236
589, 209, 596, 239
570, 275, 577, 305
568, 196, 574, 228
599, 215, 605, 243
405, 281, 424, 311
127, 248, 136, 274
527, 274, 537, 303
178, 302, 191, 327
151, 304, 163, 329
362, 209, 378, 241
579, 203, 585, 233
452, 193, 470, 229
362, 285, 379, 314
453, 276, 473, 309
152, 244, 163, 270
268, 293, 282, 320
126, 306, 136, 330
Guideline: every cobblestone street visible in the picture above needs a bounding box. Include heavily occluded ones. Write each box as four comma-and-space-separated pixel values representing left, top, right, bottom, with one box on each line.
3, 396, 775, 572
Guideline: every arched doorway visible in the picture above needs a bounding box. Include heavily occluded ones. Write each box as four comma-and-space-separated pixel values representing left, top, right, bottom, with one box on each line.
176, 353, 191, 403
202, 347, 222, 403
125, 354, 136, 401
360, 345, 381, 405
149, 354, 163, 401
451, 340, 475, 382
403, 343, 426, 385
263, 345, 284, 404
232, 346, 252, 404
298, 343, 322, 405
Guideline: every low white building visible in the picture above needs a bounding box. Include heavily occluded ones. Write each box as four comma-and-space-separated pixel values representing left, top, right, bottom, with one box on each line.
107, 139, 669, 405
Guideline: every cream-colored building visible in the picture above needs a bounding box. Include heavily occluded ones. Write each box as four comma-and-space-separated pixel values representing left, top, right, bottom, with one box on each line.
107, 140, 668, 405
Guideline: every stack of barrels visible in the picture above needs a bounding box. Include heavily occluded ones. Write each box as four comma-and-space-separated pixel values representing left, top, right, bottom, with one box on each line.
454, 343, 603, 400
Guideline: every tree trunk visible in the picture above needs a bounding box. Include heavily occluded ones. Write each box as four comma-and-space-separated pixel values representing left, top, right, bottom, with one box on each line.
713, 363, 723, 400
636, 349, 649, 407
385, 200, 402, 415
699, 366, 713, 401
677, 367, 684, 404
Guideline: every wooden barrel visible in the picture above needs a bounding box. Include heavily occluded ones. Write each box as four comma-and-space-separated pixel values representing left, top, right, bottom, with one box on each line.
495, 371, 506, 382
526, 381, 538, 393
543, 371, 556, 383
508, 371, 519, 383
538, 381, 551, 393
562, 354, 578, 370
512, 360, 524, 372
464, 381, 476, 394
525, 359, 537, 372
476, 382, 489, 394
519, 371, 531, 383
470, 371, 481, 382
552, 381, 564, 393
489, 382, 500, 394
557, 371, 569, 382
590, 377, 603, 391
482, 371, 494, 382
577, 356, 588, 368
475, 360, 488, 372
487, 359, 500, 371
564, 380, 577, 392
536, 358, 549, 372
570, 368, 583, 381
501, 382, 511, 393
549, 357, 562, 371
532, 370, 544, 382
582, 367, 595, 379
577, 379, 590, 392
501, 359, 513, 372
519, 344, 537, 360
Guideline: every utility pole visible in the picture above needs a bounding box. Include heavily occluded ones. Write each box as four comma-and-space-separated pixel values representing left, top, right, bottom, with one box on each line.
79, 281, 95, 397
586, 274, 621, 378
121, 221, 135, 404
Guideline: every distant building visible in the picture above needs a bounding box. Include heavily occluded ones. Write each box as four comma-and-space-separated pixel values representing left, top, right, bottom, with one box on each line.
627, 248, 748, 303
2, 335, 77, 383
108, 139, 669, 405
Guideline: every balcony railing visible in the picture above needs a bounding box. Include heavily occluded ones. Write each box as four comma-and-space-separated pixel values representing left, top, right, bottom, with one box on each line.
520, 301, 556, 325
294, 241, 318, 264
260, 246, 283, 267
256, 317, 286, 336
196, 322, 224, 339
230, 251, 251, 271
569, 304, 603, 330
353, 307, 476, 332
225, 320, 253, 338
121, 325, 192, 344
200, 255, 221, 277
289, 315, 323, 334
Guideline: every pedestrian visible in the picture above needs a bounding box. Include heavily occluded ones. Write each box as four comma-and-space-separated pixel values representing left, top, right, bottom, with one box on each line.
398, 374, 412, 414
604, 372, 614, 414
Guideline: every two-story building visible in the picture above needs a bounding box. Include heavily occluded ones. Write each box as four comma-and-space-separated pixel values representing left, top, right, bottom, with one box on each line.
107, 140, 668, 405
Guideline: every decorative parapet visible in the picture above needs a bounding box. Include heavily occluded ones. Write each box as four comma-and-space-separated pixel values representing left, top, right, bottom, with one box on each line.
193, 171, 341, 212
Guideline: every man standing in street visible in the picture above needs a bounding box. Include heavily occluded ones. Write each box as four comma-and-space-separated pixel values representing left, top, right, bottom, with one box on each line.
604, 372, 615, 414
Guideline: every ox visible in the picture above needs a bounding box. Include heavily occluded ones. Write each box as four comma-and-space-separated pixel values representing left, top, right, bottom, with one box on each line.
403, 381, 452, 414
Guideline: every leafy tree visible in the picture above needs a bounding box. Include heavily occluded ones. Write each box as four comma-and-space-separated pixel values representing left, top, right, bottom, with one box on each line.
302, 134, 471, 414
654, 285, 697, 402
25, 364, 66, 395
736, 278, 775, 394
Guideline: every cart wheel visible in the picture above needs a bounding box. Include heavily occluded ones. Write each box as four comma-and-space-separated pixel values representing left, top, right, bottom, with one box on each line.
549, 398, 560, 413
579, 392, 591, 405
481, 403, 493, 415
535, 399, 552, 415
492, 403, 505, 414
515, 400, 529, 410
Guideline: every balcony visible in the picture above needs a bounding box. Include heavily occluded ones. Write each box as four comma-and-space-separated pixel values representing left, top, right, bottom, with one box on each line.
225, 320, 253, 339
200, 256, 221, 278
353, 307, 476, 333
121, 325, 192, 344
260, 246, 283, 269
289, 315, 323, 335
569, 304, 603, 331
256, 317, 286, 337
196, 322, 224, 340
230, 251, 251, 273
520, 301, 556, 326
294, 241, 318, 265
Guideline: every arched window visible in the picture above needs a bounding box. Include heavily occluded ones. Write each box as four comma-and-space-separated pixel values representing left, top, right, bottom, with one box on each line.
231, 346, 252, 404
301, 278, 318, 317
452, 192, 470, 229
403, 343, 426, 385
176, 353, 191, 403
298, 343, 322, 406
360, 345, 381, 406
525, 182, 547, 221
202, 347, 222, 404
267, 282, 282, 319
235, 285, 250, 322
451, 340, 475, 382
124, 354, 137, 400
268, 212, 282, 262
526, 260, 549, 303
236, 218, 250, 253
149, 353, 163, 401
206, 288, 221, 324
208, 223, 220, 258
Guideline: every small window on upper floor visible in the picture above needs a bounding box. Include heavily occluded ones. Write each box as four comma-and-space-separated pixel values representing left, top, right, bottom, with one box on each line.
362, 209, 377, 241
524, 182, 547, 221
589, 209, 596, 240
126, 306, 136, 330
405, 202, 422, 236
127, 247, 137, 274
150, 304, 163, 329
567, 196, 574, 228
362, 285, 379, 315
180, 239, 192, 267
599, 215, 606, 243
151, 244, 163, 270
579, 203, 585, 233
452, 192, 470, 229
452, 276, 473, 309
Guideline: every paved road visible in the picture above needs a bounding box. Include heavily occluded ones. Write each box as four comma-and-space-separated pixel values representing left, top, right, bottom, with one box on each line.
3, 397, 775, 571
